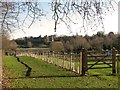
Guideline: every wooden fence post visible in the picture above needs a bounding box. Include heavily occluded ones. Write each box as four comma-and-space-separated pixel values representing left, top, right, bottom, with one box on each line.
64, 55, 66, 68
63, 52, 65, 68
70, 53, 72, 70
47, 51, 49, 63
112, 47, 116, 75
52, 51, 54, 64
116, 51, 119, 76
42, 51, 44, 61
80, 48, 87, 76
79, 51, 82, 75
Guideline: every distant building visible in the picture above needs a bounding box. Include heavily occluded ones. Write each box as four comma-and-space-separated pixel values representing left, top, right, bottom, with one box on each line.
52, 35, 54, 42
48, 35, 56, 42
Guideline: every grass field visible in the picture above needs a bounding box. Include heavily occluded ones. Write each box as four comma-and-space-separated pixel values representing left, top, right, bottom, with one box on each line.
3, 56, 119, 88
32, 54, 117, 75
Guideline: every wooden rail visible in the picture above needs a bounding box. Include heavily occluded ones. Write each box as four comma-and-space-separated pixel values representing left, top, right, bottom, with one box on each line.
16, 48, 119, 76
80, 47, 118, 75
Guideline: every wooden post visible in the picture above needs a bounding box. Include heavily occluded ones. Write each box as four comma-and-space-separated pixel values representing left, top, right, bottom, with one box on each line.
79, 51, 82, 74
77, 66, 79, 74
112, 47, 116, 75
73, 62, 75, 71
70, 53, 72, 70
52, 51, 54, 64
117, 54, 120, 77
64, 55, 66, 68
52, 51, 54, 57
57, 52, 59, 66
42, 51, 44, 61
63, 52, 65, 68
80, 48, 87, 76
45, 51, 47, 62
47, 51, 49, 63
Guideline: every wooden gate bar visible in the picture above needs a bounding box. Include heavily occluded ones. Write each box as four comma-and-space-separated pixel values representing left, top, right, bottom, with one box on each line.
87, 55, 110, 70
89, 67, 112, 69
80, 48, 117, 75
88, 62, 112, 65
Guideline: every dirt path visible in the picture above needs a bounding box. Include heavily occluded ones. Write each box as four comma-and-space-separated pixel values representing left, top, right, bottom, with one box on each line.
0, 49, 2, 90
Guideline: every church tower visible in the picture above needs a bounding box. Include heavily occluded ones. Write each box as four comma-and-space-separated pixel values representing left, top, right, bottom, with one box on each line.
52, 35, 54, 42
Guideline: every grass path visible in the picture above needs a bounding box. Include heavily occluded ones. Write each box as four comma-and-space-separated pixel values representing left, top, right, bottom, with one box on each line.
2, 56, 118, 88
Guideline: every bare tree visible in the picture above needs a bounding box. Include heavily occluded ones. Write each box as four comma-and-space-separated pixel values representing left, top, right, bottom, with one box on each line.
50, 41, 64, 51
0, 2, 44, 34
64, 40, 74, 52
89, 36, 104, 49
51, 0, 116, 32
2, 31, 10, 50
10, 40, 18, 50
74, 35, 91, 49
0, 0, 117, 34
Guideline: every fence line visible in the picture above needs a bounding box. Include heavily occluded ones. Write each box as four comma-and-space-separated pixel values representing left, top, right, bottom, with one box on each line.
16, 48, 119, 76
17, 51, 81, 74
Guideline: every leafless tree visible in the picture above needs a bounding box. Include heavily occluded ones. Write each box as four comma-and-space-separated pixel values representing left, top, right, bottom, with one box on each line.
51, 0, 117, 32
89, 36, 104, 49
64, 40, 74, 51
10, 40, 18, 50
2, 31, 10, 50
0, 0, 117, 34
50, 41, 64, 51
0, 2, 44, 34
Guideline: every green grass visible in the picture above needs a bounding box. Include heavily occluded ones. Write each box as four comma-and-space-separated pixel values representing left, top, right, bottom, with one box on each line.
35, 54, 116, 75
18, 56, 75, 77
3, 56, 27, 78
3, 56, 118, 88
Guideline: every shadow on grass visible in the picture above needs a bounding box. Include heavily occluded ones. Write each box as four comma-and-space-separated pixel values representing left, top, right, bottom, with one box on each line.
3, 75, 80, 79
15, 56, 32, 77
3, 74, 116, 80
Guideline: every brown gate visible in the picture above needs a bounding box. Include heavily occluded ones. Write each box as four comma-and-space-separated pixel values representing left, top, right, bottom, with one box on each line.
80, 48, 117, 76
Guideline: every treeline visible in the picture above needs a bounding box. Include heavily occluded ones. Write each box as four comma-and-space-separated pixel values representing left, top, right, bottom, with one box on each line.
14, 31, 120, 53
51, 32, 119, 53
15, 35, 54, 48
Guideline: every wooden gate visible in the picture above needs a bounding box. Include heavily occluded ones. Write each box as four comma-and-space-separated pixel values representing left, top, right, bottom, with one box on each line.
80, 48, 117, 76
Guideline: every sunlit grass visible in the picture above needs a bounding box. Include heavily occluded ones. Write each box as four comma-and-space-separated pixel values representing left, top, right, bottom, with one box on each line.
3, 56, 118, 88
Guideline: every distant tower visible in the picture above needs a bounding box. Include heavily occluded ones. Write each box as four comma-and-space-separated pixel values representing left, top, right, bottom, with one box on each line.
46, 36, 49, 43
52, 35, 54, 42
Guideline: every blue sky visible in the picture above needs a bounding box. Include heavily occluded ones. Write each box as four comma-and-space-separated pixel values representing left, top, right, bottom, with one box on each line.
10, 0, 119, 39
